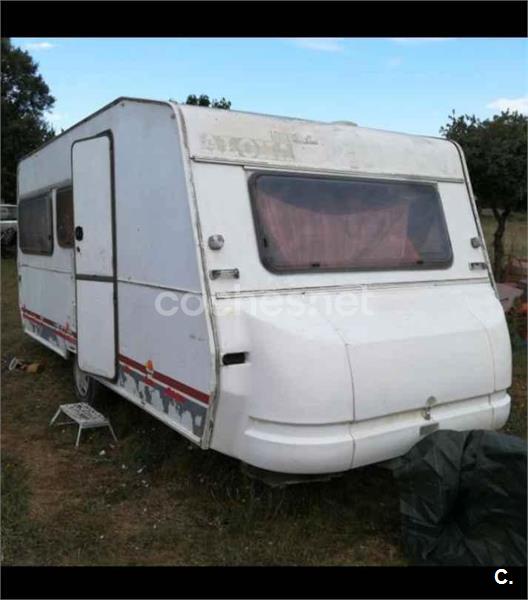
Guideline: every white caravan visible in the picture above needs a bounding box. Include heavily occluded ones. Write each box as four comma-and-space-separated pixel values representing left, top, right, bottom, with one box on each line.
17, 97, 511, 474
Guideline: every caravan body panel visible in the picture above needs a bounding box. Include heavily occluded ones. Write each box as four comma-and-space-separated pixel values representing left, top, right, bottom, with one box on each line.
17, 99, 512, 474
174, 104, 511, 473
18, 99, 214, 444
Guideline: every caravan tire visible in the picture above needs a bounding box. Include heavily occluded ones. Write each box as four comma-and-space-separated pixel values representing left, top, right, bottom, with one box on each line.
73, 359, 103, 404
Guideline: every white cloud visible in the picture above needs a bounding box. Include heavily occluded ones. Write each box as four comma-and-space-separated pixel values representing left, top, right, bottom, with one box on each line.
290, 38, 345, 52
487, 96, 528, 115
24, 41, 56, 51
389, 38, 453, 45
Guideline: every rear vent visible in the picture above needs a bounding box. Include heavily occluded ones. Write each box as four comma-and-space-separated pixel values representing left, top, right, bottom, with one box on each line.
222, 352, 247, 366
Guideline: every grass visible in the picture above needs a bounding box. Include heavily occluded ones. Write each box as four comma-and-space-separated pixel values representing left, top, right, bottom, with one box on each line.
1, 454, 35, 563
1, 210, 527, 565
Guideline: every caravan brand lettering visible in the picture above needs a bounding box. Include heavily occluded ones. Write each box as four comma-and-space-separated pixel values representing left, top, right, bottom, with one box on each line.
200, 132, 295, 161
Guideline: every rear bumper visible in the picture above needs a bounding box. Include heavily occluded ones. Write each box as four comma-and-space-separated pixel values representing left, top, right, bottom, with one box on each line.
240, 392, 511, 474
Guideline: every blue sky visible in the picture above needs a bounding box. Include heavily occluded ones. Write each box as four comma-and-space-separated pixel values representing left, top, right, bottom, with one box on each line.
13, 37, 528, 136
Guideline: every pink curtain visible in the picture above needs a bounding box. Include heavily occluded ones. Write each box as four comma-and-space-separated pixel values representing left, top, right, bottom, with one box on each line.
256, 191, 420, 269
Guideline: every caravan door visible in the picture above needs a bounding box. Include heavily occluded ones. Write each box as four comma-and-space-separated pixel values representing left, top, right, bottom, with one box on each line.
72, 132, 117, 379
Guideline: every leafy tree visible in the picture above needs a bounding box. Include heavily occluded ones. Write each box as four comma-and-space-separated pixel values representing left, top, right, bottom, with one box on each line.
185, 94, 231, 110
1, 38, 55, 204
440, 110, 527, 280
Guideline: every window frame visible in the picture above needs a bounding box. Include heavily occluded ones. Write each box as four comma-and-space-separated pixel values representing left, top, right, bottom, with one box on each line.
248, 171, 454, 275
0, 205, 17, 220
56, 185, 74, 248
18, 192, 54, 256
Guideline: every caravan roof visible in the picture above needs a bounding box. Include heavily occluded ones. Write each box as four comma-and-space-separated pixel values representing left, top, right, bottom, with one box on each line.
21, 97, 463, 185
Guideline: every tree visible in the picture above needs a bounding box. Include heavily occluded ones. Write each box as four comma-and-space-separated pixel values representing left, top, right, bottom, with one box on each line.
440, 110, 527, 280
1, 38, 55, 204
185, 94, 231, 110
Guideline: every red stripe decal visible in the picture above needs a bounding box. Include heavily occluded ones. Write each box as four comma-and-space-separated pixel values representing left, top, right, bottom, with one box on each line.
164, 387, 186, 404
118, 354, 209, 405
118, 354, 148, 373
19, 308, 209, 406
21, 309, 77, 344
152, 369, 210, 404
22, 307, 41, 320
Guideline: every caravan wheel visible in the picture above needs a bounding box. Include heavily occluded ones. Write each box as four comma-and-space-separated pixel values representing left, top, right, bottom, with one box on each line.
73, 359, 102, 403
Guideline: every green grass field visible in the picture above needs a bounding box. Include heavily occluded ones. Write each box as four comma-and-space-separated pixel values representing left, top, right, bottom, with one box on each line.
1, 213, 526, 565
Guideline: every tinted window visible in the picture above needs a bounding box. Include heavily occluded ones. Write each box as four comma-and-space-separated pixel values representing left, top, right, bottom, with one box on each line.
250, 174, 452, 273
18, 194, 53, 255
56, 187, 74, 248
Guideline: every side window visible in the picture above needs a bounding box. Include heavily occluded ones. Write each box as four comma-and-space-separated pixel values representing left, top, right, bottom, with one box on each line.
18, 193, 53, 255
56, 187, 74, 248
249, 174, 453, 273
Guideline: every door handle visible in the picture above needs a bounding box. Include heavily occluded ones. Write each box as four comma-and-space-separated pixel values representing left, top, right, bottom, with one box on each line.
75, 226, 84, 241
